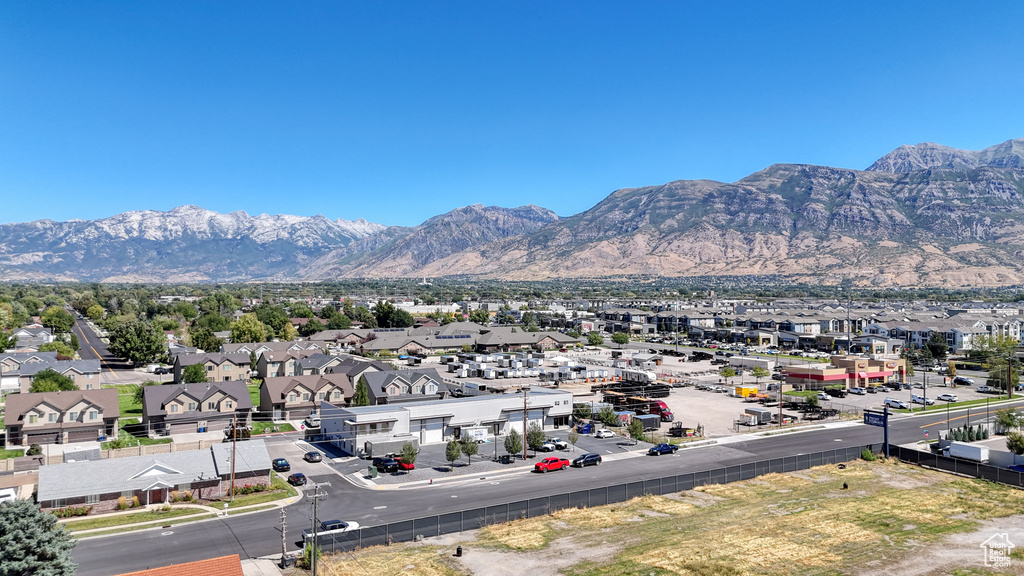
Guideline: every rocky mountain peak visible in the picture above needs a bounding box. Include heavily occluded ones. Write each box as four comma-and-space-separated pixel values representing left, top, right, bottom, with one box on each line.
867, 138, 1024, 172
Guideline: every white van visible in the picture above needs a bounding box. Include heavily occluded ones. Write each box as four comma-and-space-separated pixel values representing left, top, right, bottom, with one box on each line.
0, 488, 17, 504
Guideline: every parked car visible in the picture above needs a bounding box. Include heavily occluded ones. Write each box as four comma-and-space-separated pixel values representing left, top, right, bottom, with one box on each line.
877, 386, 890, 393
849, 387, 866, 395
817, 392, 831, 401
534, 457, 570, 473
594, 429, 615, 439
884, 398, 909, 409
572, 453, 602, 467
272, 458, 290, 472
865, 386, 878, 394
546, 437, 569, 450
826, 388, 847, 398
320, 519, 358, 532
911, 394, 935, 405
953, 377, 975, 386
287, 473, 307, 486
397, 458, 415, 471
303, 451, 323, 463
372, 457, 399, 473
647, 443, 679, 456
537, 442, 556, 452
977, 385, 997, 394
936, 393, 958, 402
153, 366, 170, 375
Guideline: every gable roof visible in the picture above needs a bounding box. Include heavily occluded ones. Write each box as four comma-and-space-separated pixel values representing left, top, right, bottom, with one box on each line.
10, 359, 101, 377
4, 389, 119, 422
112, 554, 244, 576
172, 352, 252, 367
142, 381, 252, 417
361, 368, 448, 403
262, 373, 353, 402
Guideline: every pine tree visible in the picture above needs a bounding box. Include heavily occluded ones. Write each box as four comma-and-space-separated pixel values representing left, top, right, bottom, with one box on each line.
0, 499, 77, 575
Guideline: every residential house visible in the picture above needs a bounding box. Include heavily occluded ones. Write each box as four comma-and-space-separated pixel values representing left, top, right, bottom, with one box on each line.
474, 329, 579, 352
37, 440, 271, 512
4, 389, 119, 445
12, 326, 54, 351
141, 381, 252, 436
171, 353, 252, 383
255, 349, 323, 379
360, 368, 450, 405
113, 554, 245, 576
259, 373, 353, 421
15, 359, 102, 393
0, 351, 59, 392
222, 340, 326, 357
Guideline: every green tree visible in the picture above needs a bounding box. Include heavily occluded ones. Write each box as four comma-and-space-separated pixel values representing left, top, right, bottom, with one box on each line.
925, 332, 949, 362
189, 326, 223, 353
0, 329, 16, 353
399, 442, 417, 473
0, 499, 77, 575
597, 406, 618, 427
970, 335, 1021, 392
38, 341, 75, 359
586, 332, 604, 346
172, 301, 199, 322
1006, 433, 1024, 455
504, 428, 523, 458
572, 403, 592, 421
445, 439, 462, 468
289, 302, 315, 319
195, 313, 231, 332
230, 313, 268, 344
720, 366, 737, 384
526, 423, 546, 455
108, 319, 166, 365
325, 313, 352, 330
85, 304, 105, 322
995, 408, 1023, 434
280, 322, 299, 341
751, 366, 770, 385
468, 309, 490, 324
460, 437, 479, 465
628, 417, 644, 443
352, 379, 370, 406
806, 394, 819, 409
568, 428, 580, 452
30, 368, 78, 393
182, 364, 208, 384
41, 306, 75, 334
132, 380, 160, 404
611, 332, 629, 347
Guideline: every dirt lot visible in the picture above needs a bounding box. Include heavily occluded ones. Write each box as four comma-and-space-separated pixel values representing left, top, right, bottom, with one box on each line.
311, 458, 1024, 576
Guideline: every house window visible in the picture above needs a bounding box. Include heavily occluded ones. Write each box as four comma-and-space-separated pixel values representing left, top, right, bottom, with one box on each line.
68, 412, 78, 421
369, 423, 377, 433
207, 402, 217, 410
179, 483, 191, 491
87, 374, 94, 379
28, 415, 38, 424
224, 376, 230, 381
226, 401, 233, 409
332, 390, 341, 400
48, 413, 57, 422
302, 393, 310, 401
52, 499, 67, 508
121, 490, 133, 498
170, 405, 179, 413
188, 403, 197, 411
207, 365, 214, 371
224, 365, 231, 371
88, 410, 98, 420
86, 494, 100, 504
86, 384, 94, 390
317, 392, 325, 401
288, 393, 297, 403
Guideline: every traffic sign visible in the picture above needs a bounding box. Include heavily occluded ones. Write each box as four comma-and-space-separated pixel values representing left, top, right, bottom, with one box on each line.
864, 411, 886, 427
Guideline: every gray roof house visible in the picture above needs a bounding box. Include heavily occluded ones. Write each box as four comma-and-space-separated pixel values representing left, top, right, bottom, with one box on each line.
4, 389, 119, 446
14, 359, 102, 393
360, 368, 451, 405
37, 439, 271, 512
142, 381, 252, 436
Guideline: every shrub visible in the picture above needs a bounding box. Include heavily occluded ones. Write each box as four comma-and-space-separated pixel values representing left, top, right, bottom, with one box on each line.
170, 490, 179, 502
26, 444, 43, 456
861, 449, 878, 461
231, 483, 268, 496
52, 506, 92, 518
117, 496, 128, 510
131, 496, 140, 508
982, 427, 990, 440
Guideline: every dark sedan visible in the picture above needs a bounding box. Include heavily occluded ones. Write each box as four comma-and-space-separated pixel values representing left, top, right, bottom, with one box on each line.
272, 458, 290, 472
303, 451, 323, 463
287, 473, 307, 486
571, 453, 602, 467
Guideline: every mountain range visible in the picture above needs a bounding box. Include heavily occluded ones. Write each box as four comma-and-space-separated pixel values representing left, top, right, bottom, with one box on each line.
2, 139, 1023, 287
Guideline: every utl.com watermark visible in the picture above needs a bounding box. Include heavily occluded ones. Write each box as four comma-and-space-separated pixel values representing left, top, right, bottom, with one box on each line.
981, 533, 1015, 569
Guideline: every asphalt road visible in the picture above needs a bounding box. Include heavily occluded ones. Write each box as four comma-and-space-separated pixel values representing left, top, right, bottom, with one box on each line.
72, 400, 1024, 575
72, 318, 130, 375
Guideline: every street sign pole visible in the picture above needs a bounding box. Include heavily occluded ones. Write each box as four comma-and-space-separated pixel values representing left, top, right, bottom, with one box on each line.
884, 405, 889, 458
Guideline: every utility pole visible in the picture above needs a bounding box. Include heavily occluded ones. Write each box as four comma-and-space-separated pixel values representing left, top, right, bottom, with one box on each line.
307, 482, 330, 576
522, 387, 529, 461
279, 509, 288, 568
229, 414, 237, 502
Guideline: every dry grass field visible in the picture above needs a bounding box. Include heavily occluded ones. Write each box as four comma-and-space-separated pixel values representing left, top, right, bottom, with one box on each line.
310, 459, 1024, 576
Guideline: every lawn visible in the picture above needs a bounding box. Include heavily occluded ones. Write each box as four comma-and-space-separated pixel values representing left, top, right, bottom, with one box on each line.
0, 448, 25, 459
62, 507, 207, 532
317, 458, 1024, 576
247, 383, 261, 407
104, 384, 143, 417
101, 418, 172, 449
251, 421, 296, 435
220, 473, 298, 509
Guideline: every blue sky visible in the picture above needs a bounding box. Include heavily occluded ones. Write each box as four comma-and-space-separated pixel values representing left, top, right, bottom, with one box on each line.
2, 2, 1023, 226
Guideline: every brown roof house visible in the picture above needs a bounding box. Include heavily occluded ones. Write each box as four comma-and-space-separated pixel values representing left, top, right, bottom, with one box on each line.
4, 389, 119, 446
171, 353, 252, 383
113, 554, 244, 576
142, 381, 252, 437
259, 373, 353, 421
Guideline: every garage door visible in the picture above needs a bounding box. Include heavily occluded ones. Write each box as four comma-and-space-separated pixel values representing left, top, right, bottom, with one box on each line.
170, 422, 195, 434
206, 419, 229, 432
68, 429, 100, 443
421, 418, 445, 444
25, 431, 60, 445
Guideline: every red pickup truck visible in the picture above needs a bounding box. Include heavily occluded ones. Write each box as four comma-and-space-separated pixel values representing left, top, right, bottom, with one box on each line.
534, 457, 570, 473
